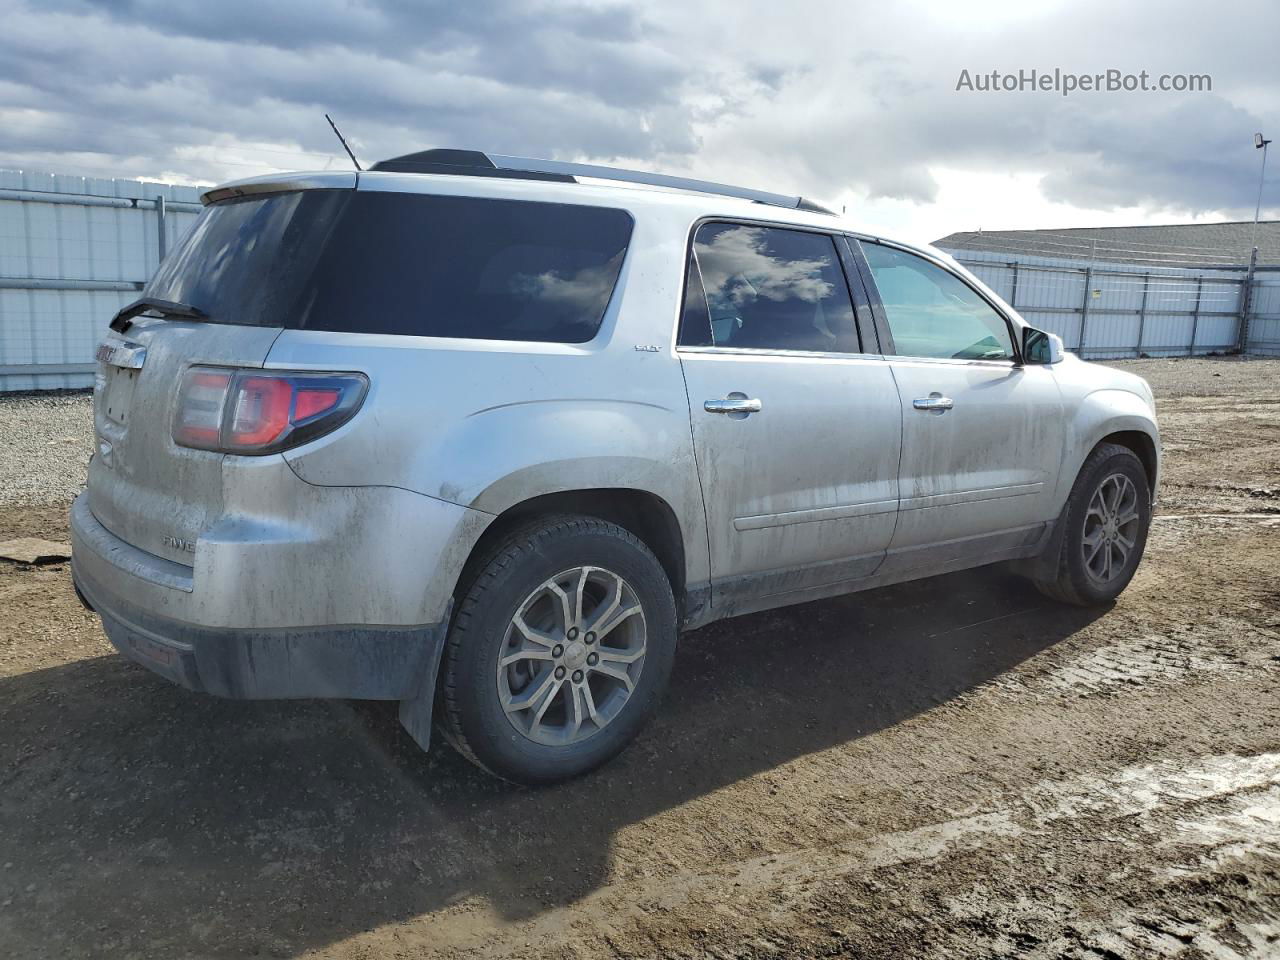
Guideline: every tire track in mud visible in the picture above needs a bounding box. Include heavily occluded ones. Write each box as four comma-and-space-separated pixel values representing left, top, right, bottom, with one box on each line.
747, 753, 1280, 957
988, 632, 1250, 698
858, 757, 1280, 960
963, 777, 1280, 959
1154, 513, 1280, 520
973, 515, 1280, 703
382, 752, 1280, 958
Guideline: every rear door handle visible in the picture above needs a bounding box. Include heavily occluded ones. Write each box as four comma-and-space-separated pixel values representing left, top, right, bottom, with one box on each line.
912, 394, 954, 413
704, 396, 763, 415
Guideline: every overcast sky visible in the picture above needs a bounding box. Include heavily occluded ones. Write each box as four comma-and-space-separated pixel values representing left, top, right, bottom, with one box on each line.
2, 0, 1276, 244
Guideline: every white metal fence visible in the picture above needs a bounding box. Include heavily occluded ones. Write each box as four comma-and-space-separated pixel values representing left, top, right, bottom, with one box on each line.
2, 168, 1280, 392
945, 248, 1280, 359
0, 169, 204, 392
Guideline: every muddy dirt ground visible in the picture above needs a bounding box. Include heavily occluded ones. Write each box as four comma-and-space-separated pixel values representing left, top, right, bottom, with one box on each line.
1, 357, 1278, 959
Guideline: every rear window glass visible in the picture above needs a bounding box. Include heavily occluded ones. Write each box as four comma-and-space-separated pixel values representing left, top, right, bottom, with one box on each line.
146, 190, 633, 343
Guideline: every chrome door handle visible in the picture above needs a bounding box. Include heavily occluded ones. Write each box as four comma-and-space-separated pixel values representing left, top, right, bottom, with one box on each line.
912, 394, 954, 413
704, 397, 762, 415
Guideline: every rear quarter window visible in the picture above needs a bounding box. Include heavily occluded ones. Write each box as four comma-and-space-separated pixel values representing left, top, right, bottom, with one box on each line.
147, 190, 634, 343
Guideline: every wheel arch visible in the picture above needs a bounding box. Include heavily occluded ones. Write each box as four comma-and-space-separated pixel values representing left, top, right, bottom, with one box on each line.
453, 488, 690, 620
1097, 429, 1159, 495
1062, 388, 1161, 508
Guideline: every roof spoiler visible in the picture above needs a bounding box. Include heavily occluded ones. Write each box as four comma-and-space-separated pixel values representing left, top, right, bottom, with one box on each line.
200, 171, 359, 206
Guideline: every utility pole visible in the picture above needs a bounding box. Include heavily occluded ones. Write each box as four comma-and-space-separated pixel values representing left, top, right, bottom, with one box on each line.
1239, 246, 1259, 353
1254, 132, 1271, 253
1242, 133, 1270, 354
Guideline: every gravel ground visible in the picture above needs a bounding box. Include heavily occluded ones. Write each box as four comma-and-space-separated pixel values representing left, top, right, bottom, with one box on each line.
0, 357, 1278, 959
0, 392, 93, 508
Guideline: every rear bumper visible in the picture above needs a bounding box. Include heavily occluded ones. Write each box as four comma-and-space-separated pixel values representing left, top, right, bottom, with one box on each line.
70, 493, 448, 700
75, 563, 446, 699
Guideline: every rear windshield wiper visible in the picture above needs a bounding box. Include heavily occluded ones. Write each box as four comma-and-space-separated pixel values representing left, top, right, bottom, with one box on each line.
110, 297, 207, 333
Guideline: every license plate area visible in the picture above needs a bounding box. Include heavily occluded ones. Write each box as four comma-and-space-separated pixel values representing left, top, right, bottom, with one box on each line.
96, 339, 147, 427
101, 365, 139, 426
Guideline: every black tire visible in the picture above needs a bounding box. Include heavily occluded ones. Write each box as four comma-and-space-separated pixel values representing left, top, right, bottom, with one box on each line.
1034, 442, 1152, 606
439, 515, 677, 785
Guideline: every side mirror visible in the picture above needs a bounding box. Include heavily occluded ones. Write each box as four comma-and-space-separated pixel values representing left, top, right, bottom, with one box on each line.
1022, 326, 1064, 365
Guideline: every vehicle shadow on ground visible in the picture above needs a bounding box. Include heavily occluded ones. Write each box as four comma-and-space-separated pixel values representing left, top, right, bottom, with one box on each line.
0, 567, 1105, 957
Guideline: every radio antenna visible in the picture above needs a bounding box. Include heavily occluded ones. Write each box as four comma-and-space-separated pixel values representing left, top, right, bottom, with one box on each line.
324, 113, 362, 171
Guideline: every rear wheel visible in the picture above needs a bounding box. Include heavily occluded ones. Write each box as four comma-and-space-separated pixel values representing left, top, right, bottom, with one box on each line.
1034, 442, 1152, 606
439, 516, 676, 784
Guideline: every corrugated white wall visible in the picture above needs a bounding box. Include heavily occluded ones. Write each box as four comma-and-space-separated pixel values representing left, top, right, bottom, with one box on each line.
0, 169, 205, 391
942, 246, 1277, 360
1248, 275, 1280, 356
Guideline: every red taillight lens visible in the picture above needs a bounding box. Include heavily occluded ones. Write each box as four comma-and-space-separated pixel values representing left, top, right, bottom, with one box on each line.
173, 367, 367, 455
173, 369, 231, 448
293, 387, 341, 422
228, 376, 294, 447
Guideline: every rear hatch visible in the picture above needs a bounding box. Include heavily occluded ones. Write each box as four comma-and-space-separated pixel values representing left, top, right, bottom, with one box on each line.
87, 178, 358, 567
88, 174, 634, 567
90, 320, 282, 567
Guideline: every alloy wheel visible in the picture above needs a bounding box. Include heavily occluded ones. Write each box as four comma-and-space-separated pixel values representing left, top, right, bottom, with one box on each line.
496, 566, 647, 746
1081, 472, 1141, 585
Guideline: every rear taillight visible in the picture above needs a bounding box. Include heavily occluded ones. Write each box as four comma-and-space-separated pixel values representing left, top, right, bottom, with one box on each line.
173, 366, 368, 454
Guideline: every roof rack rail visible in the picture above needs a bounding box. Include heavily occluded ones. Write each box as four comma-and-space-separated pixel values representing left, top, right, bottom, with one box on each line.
369, 149, 835, 215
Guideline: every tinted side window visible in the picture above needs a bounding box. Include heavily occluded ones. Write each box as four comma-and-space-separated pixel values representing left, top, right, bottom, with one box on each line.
147, 191, 634, 343
683, 223, 859, 353
860, 242, 1014, 360
678, 255, 713, 346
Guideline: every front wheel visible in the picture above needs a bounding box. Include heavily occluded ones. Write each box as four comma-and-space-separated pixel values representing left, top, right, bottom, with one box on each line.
438, 516, 677, 785
1034, 442, 1152, 606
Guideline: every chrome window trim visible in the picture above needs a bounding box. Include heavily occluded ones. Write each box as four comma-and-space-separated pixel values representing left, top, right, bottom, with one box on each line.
875, 354, 1018, 369
676, 344, 886, 362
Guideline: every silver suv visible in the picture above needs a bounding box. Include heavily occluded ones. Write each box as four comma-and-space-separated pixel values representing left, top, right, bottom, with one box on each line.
72, 150, 1160, 784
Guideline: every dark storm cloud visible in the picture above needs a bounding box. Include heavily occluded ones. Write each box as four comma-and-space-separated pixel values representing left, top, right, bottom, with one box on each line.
0, 0, 1276, 220
47, 0, 679, 107
0, 0, 694, 182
